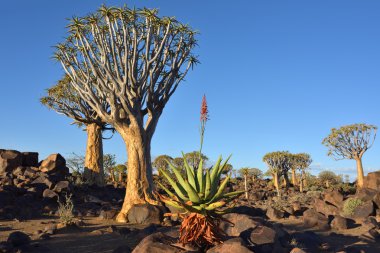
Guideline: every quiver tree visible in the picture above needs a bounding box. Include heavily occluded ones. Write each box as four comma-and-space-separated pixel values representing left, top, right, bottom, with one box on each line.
238, 168, 250, 199
322, 123, 377, 188
152, 155, 173, 175
54, 5, 198, 222
293, 153, 312, 192
263, 151, 290, 196
318, 170, 340, 188
41, 75, 113, 186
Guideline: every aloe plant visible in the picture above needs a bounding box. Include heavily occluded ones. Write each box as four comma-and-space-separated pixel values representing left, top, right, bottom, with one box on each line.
158, 153, 244, 246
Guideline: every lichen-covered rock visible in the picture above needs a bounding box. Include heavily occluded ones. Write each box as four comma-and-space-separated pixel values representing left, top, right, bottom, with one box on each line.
127, 204, 163, 224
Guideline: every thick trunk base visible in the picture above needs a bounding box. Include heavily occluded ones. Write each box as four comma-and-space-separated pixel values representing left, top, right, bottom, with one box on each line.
356, 158, 364, 188
115, 126, 157, 222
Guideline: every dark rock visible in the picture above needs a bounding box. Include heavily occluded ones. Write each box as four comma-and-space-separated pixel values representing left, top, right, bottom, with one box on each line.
42, 189, 58, 199
53, 180, 70, 193
344, 200, 374, 222
361, 216, 378, 230
0, 150, 22, 175
303, 209, 329, 230
249, 224, 276, 245
113, 245, 132, 253
207, 238, 253, 253
220, 213, 262, 237
315, 199, 339, 216
44, 224, 57, 235
12, 167, 25, 177
23, 167, 37, 178
40, 154, 68, 176
290, 248, 307, 253
266, 206, 285, 220
127, 204, 163, 224
21, 152, 39, 167
372, 192, 380, 209
7, 231, 31, 247
331, 215, 348, 230
0, 241, 13, 252
98, 209, 118, 220
131, 232, 185, 253
324, 190, 343, 207
363, 171, 380, 191
229, 205, 265, 217
31, 176, 53, 189
354, 188, 377, 202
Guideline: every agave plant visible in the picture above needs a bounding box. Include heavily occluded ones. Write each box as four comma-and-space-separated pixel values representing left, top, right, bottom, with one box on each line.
158, 153, 244, 246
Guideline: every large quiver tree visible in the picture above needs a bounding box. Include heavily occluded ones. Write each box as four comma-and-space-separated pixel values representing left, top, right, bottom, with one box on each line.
322, 123, 377, 188
41, 75, 111, 186
54, 5, 198, 222
263, 151, 289, 196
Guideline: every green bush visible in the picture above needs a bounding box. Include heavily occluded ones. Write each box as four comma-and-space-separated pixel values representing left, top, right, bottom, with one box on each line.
343, 198, 363, 216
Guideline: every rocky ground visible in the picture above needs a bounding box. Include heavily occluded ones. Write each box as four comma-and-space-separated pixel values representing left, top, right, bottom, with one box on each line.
1, 149, 380, 252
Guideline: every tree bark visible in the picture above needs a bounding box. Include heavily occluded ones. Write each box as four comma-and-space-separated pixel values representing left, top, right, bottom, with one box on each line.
273, 173, 280, 196
291, 169, 297, 186
115, 123, 157, 222
356, 158, 364, 188
244, 175, 248, 199
299, 171, 304, 192
84, 123, 104, 186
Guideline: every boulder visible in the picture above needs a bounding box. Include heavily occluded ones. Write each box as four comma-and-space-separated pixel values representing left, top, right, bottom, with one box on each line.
42, 189, 58, 199
53, 180, 70, 193
40, 154, 68, 175
23, 167, 37, 178
266, 206, 285, 220
324, 190, 343, 207
128, 204, 163, 224
220, 213, 262, 237
331, 215, 348, 230
363, 171, 380, 191
290, 231, 325, 253
7, 231, 31, 247
131, 232, 186, 253
31, 176, 53, 189
314, 199, 339, 216
303, 209, 329, 230
207, 238, 253, 253
21, 152, 39, 167
248, 225, 276, 245
98, 209, 118, 220
343, 200, 374, 222
0, 150, 22, 175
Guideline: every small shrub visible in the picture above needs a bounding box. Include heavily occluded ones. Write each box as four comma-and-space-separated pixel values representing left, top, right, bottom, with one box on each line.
57, 194, 75, 225
343, 198, 363, 216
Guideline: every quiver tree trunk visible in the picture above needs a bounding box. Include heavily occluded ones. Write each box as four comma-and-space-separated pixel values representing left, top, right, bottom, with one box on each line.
273, 172, 280, 196
84, 123, 104, 186
283, 173, 290, 189
299, 172, 304, 192
291, 169, 297, 186
115, 122, 157, 222
244, 175, 248, 199
356, 158, 364, 188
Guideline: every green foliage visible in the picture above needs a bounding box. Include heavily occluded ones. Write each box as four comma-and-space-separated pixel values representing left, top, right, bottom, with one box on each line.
263, 151, 291, 175
57, 194, 75, 225
322, 123, 377, 160
343, 198, 363, 216
153, 155, 173, 173
159, 155, 244, 215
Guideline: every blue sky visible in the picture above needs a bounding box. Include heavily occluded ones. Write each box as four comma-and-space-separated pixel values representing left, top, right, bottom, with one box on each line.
0, 0, 379, 181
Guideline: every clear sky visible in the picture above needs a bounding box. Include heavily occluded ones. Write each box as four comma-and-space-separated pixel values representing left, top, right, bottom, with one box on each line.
0, 0, 379, 181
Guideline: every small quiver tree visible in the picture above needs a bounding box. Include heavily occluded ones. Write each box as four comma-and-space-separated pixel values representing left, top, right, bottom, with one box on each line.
322, 123, 377, 188
293, 153, 312, 192
41, 75, 111, 186
263, 151, 289, 196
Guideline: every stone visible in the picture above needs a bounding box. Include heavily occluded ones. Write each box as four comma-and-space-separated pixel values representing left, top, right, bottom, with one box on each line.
303, 209, 329, 230
44, 224, 57, 235
131, 232, 185, 253
354, 188, 377, 202
23, 167, 37, 178
7, 231, 31, 247
372, 192, 380, 209
207, 238, 253, 253
290, 231, 324, 253
0, 150, 23, 175
266, 206, 285, 220
361, 216, 378, 230
39, 154, 68, 175
220, 213, 262, 237
127, 204, 163, 224
314, 199, 339, 216
324, 190, 344, 207
331, 215, 348, 230
21, 152, 39, 167
249, 225, 276, 245
344, 200, 374, 222
363, 171, 380, 191
12, 167, 25, 177
98, 209, 118, 220
229, 205, 265, 217
42, 189, 58, 199
113, 245, 132, 253
53, 180, 70, 193
292, 201, 302, 212
290, 248, 307, 253
31, 176, 53, 189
